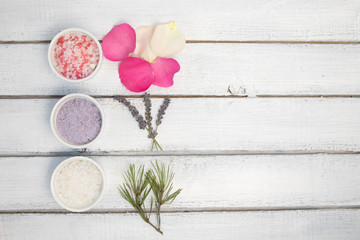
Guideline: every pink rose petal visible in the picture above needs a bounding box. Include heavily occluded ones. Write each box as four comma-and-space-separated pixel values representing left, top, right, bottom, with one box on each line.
102, 23, 136, 61
151, 58, 180, 87
118, 57, 154, 92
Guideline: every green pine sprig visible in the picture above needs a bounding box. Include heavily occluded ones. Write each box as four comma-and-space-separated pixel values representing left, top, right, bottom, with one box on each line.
118, 165, 153, 223
146, 161, 182, 229
118, 161, 182, 235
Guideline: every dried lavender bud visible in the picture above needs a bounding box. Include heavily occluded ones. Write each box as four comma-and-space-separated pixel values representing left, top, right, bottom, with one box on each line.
143, 93, 153, 130
156, 98, 171, 126
137, 116, 147, 129
114, 96, 147, 130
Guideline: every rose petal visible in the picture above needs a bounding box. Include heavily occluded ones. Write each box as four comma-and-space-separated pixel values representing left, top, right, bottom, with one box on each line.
151, 57, 180, 87
118, 57, 154, 92
102, 23, 136, 61
151, 22, 186, 58
134, 26, 157, 63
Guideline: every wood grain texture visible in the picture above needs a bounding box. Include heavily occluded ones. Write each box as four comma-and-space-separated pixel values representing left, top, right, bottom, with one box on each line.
2, 1, 359, 238
1, 155, 360, 211
0, 98, 359, 154
2, 210, 360, 240
1, 43, 360, 96
1, 0, 360, 41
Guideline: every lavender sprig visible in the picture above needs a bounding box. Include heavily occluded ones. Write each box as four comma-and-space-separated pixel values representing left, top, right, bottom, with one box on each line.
156, 98, 171, 126
150, 98, 171, 151
143, 93, 154, 138
144, 93, 163, 150
115, 96, 147, 129
114, 95, 162, 151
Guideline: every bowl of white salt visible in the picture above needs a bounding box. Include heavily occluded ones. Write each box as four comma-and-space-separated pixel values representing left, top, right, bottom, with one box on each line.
50, 93, 105, 148
51, 156, 106, 212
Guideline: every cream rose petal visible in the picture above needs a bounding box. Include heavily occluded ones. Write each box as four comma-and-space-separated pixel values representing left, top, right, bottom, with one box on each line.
134, 26, 158, 63
150, 22, 186, 58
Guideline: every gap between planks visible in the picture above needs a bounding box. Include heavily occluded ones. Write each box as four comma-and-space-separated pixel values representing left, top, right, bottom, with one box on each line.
2, 205, 360, 215
0, 40, 359, 44
0, 95, 360, 99
0, 150, 359, 158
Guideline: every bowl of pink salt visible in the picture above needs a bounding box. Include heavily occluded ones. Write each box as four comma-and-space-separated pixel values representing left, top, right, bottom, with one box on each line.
51, 156, 106, 212
48, 28, 102, 82
50, 93, 105, 148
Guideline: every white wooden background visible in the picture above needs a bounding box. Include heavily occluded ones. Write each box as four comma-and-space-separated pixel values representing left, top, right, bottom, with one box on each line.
1, 0, 360, 239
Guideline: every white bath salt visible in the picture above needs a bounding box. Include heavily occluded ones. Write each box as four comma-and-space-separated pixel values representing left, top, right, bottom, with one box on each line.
55, 159, 103, 210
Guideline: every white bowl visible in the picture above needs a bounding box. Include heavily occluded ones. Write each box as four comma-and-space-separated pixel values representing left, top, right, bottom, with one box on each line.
50, 156, 106, 212
48, 28, 102, 82
50, 93, 105, 148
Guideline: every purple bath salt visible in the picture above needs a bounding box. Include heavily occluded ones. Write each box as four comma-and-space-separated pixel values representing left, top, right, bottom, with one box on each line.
56, 98, 102, 145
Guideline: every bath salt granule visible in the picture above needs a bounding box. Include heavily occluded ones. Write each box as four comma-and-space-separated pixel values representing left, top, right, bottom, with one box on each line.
55, 159, 103, 209
53, 32, 100, 80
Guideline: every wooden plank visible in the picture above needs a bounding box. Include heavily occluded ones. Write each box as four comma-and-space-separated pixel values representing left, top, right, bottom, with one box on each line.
1, 43, 360, 96
0, 155, 360, 211
2, 210, 360, 239
1, 0, 360, 41
0, 98, 359, 154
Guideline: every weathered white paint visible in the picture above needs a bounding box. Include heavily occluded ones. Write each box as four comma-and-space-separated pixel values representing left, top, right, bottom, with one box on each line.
1, 1, 359, 238
1, 43, 360, 96
0, 98, 359, 154
1, 0, 360, 41
0, 155, 360, 211
2, 210, 360, 240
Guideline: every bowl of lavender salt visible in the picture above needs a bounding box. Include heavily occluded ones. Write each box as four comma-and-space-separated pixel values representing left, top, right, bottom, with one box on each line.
50, 93, 104, 148
48, 28, 102, 82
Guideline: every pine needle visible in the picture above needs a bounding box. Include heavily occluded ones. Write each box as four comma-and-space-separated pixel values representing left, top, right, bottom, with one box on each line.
118, 162, 182, 235
146, 161, 183, 230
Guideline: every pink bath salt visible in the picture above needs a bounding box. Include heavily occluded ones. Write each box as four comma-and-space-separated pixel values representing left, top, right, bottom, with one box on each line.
53, 32, 100, 80
56, 98, 102, 145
